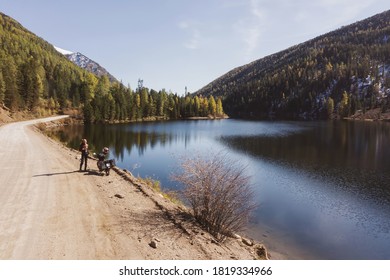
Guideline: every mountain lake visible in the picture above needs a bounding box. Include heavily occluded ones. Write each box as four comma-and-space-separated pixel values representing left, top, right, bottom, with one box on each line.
49, 119, 390, 259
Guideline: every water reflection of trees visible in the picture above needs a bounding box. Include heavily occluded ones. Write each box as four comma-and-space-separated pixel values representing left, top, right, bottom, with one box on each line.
222, 121, 390, 172
50, 124, 184, 160
221, 121, 390, 203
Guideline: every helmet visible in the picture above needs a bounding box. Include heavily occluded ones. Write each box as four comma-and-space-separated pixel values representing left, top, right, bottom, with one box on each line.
103, 147, 109, 153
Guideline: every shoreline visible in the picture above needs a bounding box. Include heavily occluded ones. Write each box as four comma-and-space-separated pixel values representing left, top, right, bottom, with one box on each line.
1, 112, 322, 260
343, 108, 390, 122
35, 116, 270, 260
2, 111, 321, 260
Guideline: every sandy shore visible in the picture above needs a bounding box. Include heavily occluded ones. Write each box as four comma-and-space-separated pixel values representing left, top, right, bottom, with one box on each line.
0, 116, 267, 260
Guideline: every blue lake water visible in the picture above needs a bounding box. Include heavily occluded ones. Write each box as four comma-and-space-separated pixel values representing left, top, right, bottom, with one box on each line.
51, 119, 390, 259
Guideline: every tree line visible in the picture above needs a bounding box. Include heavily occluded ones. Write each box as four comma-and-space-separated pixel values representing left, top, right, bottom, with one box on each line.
83, 76, 225, 123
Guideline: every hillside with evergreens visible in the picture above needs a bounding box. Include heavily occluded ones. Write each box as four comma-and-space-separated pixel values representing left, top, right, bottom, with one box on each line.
0, 12, 224, 123
195, 10, 390, 120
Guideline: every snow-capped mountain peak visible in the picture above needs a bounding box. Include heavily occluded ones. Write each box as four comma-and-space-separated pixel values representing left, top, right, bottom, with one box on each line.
65, 51, 117, 82
54, 45, 117, 82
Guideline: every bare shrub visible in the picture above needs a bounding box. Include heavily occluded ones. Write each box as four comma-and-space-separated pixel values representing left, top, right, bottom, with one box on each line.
171, 152, 257, 242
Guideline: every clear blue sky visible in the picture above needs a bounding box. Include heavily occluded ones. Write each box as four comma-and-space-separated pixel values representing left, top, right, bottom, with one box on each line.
1, 0, 389, 94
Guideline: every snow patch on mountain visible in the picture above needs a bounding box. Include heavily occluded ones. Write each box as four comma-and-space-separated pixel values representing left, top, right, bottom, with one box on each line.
54, 46, 73, 55
66, 52, 93, 69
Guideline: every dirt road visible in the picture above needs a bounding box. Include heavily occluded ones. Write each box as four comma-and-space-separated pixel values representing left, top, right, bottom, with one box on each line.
0, 116, 261, 260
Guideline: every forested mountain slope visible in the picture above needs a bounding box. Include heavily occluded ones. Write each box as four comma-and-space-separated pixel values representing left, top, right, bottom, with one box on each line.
0, 12, 93, 115
0, 12, 224, 123
195, 10, 390, 120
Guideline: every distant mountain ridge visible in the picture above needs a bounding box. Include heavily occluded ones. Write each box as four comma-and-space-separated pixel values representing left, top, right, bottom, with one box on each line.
195, 10, 390, 120
54, 46, 117, 83
64, 52, 117, 83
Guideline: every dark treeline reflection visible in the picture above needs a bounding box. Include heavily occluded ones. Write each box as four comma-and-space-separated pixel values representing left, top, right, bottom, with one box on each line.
47, 122, 192, 162
221, 121, 390, 204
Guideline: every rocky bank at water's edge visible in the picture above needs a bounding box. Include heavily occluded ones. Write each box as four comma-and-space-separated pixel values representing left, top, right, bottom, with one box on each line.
113, 167, 269, 260
345, 108, 390, 121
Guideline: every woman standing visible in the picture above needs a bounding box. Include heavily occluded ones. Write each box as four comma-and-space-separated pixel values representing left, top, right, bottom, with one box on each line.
79, 138, 89, 171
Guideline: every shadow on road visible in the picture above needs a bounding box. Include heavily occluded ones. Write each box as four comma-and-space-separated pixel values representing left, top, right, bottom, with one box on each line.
33, 171, 79, 177
33, 170, 107, 177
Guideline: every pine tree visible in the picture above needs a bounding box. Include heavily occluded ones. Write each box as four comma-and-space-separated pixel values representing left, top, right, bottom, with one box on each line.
2, 56, 20, 110
135, 93, 141, 119
326, 97, 334, 119
83, 102, 94, 123
95, 75, 110, 97
216, 97, 224, 117
157, 90, 167, 117
0, 71, 5, 105
140, 88, 149, 117
338, 91, 350, 118
194, 96, 200, 116
201, 97, 209, 117
208, 95, 217, 117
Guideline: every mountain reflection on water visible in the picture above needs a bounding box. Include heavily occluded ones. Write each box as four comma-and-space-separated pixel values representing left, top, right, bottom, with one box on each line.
220, 121, 390, 205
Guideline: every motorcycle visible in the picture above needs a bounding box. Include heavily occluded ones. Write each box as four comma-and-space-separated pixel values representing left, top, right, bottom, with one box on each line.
93, 147, 115, 176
